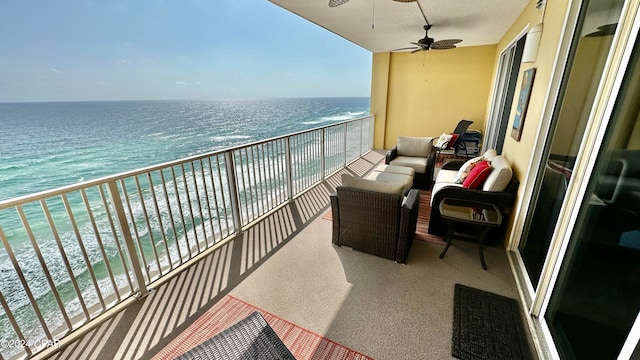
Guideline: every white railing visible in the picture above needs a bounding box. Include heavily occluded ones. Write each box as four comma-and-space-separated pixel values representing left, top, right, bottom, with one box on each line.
0, 115, 374, 359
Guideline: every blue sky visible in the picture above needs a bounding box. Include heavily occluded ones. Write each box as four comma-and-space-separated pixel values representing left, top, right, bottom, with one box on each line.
0, 0, 372, 102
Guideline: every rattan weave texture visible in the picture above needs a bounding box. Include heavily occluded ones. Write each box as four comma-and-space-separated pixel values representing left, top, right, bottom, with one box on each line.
176, 311, 295, 360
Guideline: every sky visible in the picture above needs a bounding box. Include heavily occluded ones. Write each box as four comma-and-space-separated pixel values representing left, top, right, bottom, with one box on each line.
0, 0, 372, 102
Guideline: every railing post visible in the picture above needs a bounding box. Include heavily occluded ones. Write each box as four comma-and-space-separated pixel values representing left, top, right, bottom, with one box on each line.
285, 137, 294, 200
106, 181, 148, 298
343, 124, 348, 167
369, 116, 375, 151
321, 128, 326, 179
224, 151, 243, 232
359, 118, 364, 156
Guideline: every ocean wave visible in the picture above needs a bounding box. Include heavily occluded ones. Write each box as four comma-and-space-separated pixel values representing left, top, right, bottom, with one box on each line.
302, 111, 368, 124
210, 135, 252, 142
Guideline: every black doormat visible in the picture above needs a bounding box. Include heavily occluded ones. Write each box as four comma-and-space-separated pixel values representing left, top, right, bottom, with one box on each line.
452, 284, 532, 360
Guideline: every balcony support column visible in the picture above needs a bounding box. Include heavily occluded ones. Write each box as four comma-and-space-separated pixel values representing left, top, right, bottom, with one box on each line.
343, 124, 348, 167
106, 181, 148, 298
321, 129, 326, 179
224, 151, 243, 233
285, 137, 294, 201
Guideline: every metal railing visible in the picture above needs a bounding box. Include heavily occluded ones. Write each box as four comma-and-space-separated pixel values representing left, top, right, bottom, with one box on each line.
0, 115, 374, 359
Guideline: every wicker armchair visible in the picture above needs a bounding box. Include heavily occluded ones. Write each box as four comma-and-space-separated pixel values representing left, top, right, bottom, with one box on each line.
330, 186, 420, 263
385, 136, 437, 190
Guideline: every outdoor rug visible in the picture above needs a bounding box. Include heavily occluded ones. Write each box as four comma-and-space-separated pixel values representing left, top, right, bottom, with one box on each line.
452, 284, 532, 360
153, 295, 374, 360
414, 190, 447, 245
323, 190, 446, 246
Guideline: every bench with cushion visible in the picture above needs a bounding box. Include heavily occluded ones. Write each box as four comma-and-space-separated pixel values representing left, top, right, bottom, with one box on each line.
428, 149, 519, 244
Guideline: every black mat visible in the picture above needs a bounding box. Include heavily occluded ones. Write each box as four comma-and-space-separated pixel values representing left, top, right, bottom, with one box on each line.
452, 284, 532, 360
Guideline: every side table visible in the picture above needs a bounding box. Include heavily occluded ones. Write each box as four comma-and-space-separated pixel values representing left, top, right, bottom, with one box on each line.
438, 198, 502, 270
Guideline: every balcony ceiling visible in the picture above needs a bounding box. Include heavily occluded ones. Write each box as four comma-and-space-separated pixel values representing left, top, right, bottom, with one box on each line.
269, 0, 531, 53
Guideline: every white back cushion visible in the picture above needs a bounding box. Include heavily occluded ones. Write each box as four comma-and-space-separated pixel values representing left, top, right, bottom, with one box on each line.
397, 136, 433, 157
341, 174, 405, 196
483, 156, 513, 192
482, 149, 498, 162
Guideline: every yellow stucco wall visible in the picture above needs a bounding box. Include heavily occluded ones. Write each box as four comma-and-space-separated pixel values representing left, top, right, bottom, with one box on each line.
370, 53, 391, 149
370, 45, 496, 149
368, 0, 573, 246
494, 0, 570, 243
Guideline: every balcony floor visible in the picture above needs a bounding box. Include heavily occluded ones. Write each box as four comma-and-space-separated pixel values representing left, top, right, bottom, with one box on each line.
47, 151, 534, 360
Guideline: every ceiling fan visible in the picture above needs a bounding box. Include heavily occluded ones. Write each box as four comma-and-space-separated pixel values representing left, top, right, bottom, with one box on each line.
329, 0, 415, 7
393, 24, 462, 53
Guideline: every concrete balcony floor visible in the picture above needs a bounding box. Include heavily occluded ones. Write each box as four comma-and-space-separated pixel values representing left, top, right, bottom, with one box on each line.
47, 151, 531, 360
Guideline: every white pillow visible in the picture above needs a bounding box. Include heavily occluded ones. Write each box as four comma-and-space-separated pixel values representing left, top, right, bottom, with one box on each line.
397, 136, 433, 157
453, 156, 485, 184
341, 174, 405, 196
434, 133, 452, 149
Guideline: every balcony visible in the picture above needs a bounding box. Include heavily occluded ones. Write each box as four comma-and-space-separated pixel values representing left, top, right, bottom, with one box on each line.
0, 116, 526, 359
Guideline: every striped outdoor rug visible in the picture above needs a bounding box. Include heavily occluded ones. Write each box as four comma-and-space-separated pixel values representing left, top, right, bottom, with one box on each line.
414, 190, 447, 246
152, 295, 373, 360
323, 190, 446, 246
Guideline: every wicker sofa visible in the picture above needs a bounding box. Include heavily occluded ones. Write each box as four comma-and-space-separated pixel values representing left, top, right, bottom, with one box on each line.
330, 174, 420, 263
385, 136, 437, 190
427, 149, 519, 243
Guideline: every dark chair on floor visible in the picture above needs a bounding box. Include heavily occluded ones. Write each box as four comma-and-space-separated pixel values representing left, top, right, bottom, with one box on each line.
330, 174, 420, 263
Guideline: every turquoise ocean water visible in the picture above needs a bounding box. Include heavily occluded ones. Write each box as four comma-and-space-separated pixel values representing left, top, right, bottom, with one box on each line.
0, 97, 369, 356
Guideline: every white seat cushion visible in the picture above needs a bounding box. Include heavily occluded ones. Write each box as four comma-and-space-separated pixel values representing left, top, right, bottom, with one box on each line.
366, 172, 413, 194
430, 182, 464, 206
373, 164, 416, 177
435, 169, 458, 184
389, 156, 428, 174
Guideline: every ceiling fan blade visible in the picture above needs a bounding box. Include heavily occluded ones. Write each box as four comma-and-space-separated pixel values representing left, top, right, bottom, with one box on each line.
411, 48, 425, 54
392, 47, 420, 52
391, 0, 417, 2
432, 39, 462, 46
328, 0, 351, 7
430, 43, 457, 50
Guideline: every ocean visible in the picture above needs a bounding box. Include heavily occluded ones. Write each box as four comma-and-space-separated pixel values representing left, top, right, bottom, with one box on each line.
0, 97, 369, 201
0, 97, 370, 357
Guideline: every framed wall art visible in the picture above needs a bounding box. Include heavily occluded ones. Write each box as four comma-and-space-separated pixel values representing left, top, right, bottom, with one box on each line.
512, 67, 536, 141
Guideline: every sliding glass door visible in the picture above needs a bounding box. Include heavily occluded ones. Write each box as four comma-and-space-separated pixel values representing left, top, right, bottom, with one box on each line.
518, 0, 623, 291
485, 36, 526, 154
545, 26, 640, 358
505, 0, 640, 357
